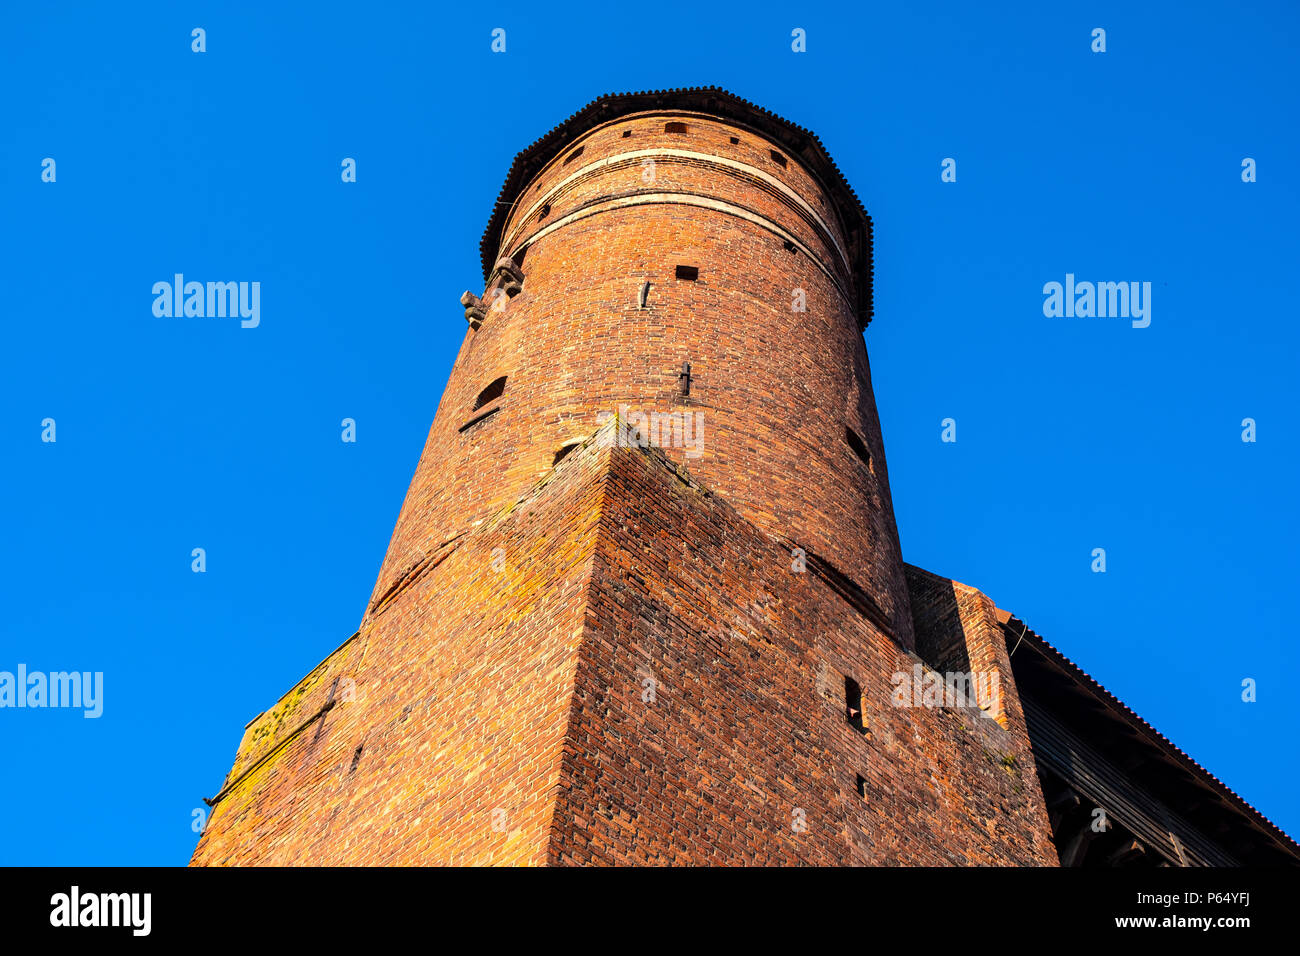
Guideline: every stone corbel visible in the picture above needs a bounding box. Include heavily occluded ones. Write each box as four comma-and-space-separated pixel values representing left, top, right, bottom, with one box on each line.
460, 291, 486, 329
489, 256, 525, 297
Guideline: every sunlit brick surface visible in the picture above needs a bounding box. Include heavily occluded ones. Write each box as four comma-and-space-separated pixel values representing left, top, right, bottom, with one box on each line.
191, 95, 1058, 866
368, 108, 911, 643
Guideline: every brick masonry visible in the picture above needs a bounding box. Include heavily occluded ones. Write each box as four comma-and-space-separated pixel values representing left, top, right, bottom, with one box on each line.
368, 107, 912, 647
192, 423, 1058, 865
190, 94, 1059, 866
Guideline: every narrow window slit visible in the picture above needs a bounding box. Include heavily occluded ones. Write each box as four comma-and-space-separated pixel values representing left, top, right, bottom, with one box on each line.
845, 675, 865, 732
846, 427, 872, 472
474, 376, 507, 410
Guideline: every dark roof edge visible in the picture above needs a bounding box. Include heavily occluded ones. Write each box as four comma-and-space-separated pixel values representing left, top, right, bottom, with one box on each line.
478, 86, 875, 329
997, 608, 1300, 858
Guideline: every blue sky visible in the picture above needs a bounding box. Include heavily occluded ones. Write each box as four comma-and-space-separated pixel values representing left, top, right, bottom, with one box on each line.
1, 2, 1296, 864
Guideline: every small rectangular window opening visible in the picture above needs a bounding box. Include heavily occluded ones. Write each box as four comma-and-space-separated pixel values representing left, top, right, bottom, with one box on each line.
846, 427, 872, 472
563, 146, 584, 166
855, 775, 867, 799
474, 376, 507, 410
622, 130, 632, 138
461, 376, 508, 432
770, 149, 787, 168
665, 121, 689, 134
845, 676, 865, 732
675, 265, 699, 281
729, 136, 740, 145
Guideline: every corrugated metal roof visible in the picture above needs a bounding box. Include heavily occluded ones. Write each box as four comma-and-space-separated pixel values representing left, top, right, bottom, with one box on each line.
997, 607, 1300, 860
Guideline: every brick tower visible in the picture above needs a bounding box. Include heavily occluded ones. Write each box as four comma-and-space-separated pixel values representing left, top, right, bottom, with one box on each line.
191, 88, 1061, 866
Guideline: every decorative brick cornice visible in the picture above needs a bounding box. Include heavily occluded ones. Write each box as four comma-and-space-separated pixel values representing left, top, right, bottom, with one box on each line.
479, 86, 877, 329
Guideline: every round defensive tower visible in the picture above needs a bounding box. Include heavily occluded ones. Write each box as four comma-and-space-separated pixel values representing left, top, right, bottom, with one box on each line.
368, 87, 913, 647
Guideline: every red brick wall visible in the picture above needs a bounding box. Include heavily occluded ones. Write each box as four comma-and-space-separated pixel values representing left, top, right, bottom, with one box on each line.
192, 102, 1058, 866
193, 426, 1057, 865
192, 430, 613, 865
368, 109, 913, 648
548, 436, 1057, 865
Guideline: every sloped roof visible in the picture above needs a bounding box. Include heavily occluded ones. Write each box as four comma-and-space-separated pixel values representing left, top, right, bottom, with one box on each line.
478, 86, 876, 328
997, 608, 1300, 865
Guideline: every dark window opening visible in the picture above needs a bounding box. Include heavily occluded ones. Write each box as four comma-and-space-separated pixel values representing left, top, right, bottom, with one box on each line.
675, 265, 699, 281
512, 245, 528, 268
782, 239, 797, 253
553, 442, 580, 466
563, 146, 584, 166
349, 744, 364, 774
845, 676, 865, 732
855, 774, 867, 798
770, 149, 787, 168
538, 203, 551, 220
729, 136, 740, 145
665, 121, 689, 134
622, 130, 632, 138
846, 427, 872, 472
474, 376, 507, 410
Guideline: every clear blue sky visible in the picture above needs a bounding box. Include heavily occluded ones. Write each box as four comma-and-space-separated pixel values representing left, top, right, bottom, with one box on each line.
2, 2, 1296, 864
